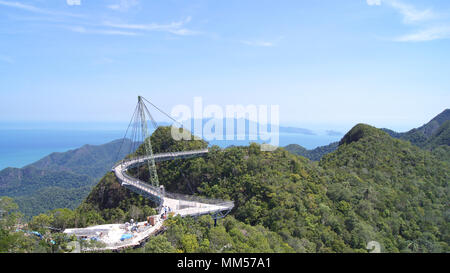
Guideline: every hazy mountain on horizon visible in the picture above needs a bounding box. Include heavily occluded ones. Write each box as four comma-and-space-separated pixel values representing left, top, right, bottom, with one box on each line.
0, 118, 321, 136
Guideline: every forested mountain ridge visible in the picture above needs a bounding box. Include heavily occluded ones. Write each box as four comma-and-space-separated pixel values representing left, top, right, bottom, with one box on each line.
287, 109, 450, 161
320, 124, 449, 252
0, 166, 93, 197
383, 109, 450, 148
2, 126, 448, 253
425, 120, 450, 163
0, 139, 136, 217
424, 120, 450, 149
383, 109, 450, 163
75, 125, 449, 253
27, 139, 135, 179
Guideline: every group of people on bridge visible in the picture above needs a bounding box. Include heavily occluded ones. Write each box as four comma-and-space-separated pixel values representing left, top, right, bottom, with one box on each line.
161, 205, 173, 219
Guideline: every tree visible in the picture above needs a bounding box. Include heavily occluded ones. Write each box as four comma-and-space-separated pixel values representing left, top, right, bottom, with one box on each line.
29, 213, 54, 234
50, 208, 75, 230
0, 196, 20, 230
141, 236, 175, 253
180, 234, 199, 253
0, 197, 39, 253
128, 205, 143, 222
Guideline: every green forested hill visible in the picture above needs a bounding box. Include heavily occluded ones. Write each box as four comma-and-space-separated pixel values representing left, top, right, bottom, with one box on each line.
287, 109, 450, 162
126, 215, 294, 253
28, 139, 135, 179
0, 166, 92, 197
14, 186, 93, 217
0, 139, 136, 217
425, 120, 450, 149
402, 109, 450, 146
425, 120, 450, 163
383, 109, 450, 148
320, 124, 449, 252
76, 125, 449, 253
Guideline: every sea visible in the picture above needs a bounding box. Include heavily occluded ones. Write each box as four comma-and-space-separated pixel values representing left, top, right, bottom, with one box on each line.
0, 125, 342, 170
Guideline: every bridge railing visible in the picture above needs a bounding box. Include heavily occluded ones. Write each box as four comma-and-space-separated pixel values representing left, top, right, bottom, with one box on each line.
122, 170, 233, 209
164, 191, 234, 209
121, 167, 233, 208
121, 171, 162, 195
112, 149, 209, 170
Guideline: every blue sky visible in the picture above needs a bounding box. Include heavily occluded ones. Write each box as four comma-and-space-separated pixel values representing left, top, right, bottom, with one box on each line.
0, 0, 449, 132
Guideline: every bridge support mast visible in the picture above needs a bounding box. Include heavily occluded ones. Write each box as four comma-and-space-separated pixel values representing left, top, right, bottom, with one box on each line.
137, 96, 160, 189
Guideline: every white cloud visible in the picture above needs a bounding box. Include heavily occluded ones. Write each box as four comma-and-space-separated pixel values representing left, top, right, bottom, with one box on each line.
68, 26, 139, 36
102, 17, 199, 36
66, 0, 81, 6
107, 0, 139, 12
0, 0, 47, 13
367, 0, 449, 42
0, 0, 82, 17
366, 0, 381, 6
1, 1, 199, 38
395, 26, 450, 42
388, 0, 436, 24
241, 40, 274, 47
367, 0, 436, 23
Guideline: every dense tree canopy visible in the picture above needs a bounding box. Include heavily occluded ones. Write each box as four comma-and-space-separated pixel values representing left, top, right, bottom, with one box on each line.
80, 125, 449, 253
3, 123, 448, 253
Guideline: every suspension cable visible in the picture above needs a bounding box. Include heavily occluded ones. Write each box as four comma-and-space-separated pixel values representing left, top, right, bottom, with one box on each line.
142, 101, 158, 129
141, 96, 183, 128
115, 102, 139, 164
